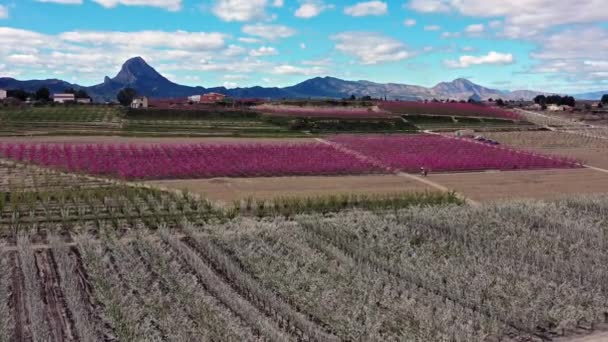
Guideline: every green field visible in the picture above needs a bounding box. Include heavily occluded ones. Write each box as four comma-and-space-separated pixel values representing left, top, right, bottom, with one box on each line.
0, 105, 539, 137
404, 114, 534, 130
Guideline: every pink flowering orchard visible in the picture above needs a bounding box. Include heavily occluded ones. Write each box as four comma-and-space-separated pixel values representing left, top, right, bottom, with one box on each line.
0, 143, 380, 180
328, 134, 581, 172
0, 135, 580, 180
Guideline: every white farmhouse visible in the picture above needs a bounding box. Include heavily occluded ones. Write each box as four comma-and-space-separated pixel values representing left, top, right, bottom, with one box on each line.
131, 96, 148, 109
188, 95, 201, 103
0, 89, 6, 100
53, 93, 76, 103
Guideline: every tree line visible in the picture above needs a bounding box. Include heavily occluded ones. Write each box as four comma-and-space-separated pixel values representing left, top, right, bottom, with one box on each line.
533, 94, 576, 107
4, 87, 90, 102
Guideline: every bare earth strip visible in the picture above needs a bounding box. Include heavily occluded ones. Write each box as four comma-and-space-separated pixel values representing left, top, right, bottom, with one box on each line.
429, 168, 608, 202
485, 131, 608, 169
0, 136, 316, 145
145, 175, 433, 202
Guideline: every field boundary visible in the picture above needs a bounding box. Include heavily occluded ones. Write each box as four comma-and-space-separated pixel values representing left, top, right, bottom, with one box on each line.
314, 137, 479, 206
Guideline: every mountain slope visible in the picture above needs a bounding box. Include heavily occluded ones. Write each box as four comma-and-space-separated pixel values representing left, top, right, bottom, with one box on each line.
0, 78, 83, 94
0, 56, 554, 101
575, 90, 608, 100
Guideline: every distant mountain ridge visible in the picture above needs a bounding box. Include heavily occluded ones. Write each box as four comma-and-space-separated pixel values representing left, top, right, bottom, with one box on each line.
575, 90, 608, 101
0, 56, 564, 102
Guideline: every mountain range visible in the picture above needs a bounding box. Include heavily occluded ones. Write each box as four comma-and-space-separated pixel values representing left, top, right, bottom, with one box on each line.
0, 56, 603, 101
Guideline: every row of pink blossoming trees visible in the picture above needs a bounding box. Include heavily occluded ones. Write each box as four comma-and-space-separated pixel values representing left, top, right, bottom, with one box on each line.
0, 135, 580, 180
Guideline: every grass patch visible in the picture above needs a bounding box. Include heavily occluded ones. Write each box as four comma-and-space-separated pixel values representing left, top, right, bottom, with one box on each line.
231, 191, 463, 218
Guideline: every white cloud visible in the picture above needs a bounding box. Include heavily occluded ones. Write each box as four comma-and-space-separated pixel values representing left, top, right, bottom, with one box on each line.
0, 5, 8, 19
465, 23, 484, 34
224, 74, 249, 80
344, 1, 387, 17
295, 1, 333, 18
271, 64, 326, 75
424, 25, 441, 31
238, 37, 262, 44
408, 0, 449, 13
242, 24, 295, 40
331, 32, 412, 64
300, 43, 306, 49
249, 46, 278, 56
92, 0, 181, 11
403, 19, 416, 27
444, 51, 514, 68
407, 0, 608, 38
528, 27, 608, 81
489, 20, 502, 29
222, 44, 247, 56
6, 54, 41, 65
223, 81, 238, 88
59, 30, 226, 50
212, 0, 277, 22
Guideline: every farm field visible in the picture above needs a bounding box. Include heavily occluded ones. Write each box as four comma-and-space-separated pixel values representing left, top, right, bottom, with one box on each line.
0, 135, 316, 145
429, 168, 608, 201
2, 196, 608, 341
485, 131, 608, 169
146, 174, 434, 202
380, 101, 523, 120
5, 106, 608, 341
0, 134, 581, 181
328, 134, 580, 172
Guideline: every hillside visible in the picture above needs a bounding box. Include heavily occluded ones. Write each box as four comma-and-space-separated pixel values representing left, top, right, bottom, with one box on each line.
0, 56, 550, 102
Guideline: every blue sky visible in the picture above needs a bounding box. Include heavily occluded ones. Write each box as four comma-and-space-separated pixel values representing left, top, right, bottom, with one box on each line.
0, 0, 607, 93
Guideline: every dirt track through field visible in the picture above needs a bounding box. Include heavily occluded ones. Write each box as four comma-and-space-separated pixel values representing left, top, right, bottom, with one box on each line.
314, 137, 479, 206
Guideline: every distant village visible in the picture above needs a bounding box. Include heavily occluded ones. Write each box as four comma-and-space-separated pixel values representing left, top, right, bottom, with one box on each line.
0, 87, 229, 109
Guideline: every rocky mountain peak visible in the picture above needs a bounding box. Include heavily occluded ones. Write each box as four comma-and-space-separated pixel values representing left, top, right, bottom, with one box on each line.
112, 56, 167, 85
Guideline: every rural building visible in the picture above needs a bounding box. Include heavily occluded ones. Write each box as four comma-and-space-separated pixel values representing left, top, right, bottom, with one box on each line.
77, 98, 92, 104
188, 92, 226, 104
131, 96, 148, 109
188, 95, 201, 103
53, 93, 76, 103
0, 89, 6, 100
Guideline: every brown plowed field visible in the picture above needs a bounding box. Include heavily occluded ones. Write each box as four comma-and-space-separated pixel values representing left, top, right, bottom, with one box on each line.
146, 175, 433, 202
486, 131, 608, 169
429, 168, 608, 202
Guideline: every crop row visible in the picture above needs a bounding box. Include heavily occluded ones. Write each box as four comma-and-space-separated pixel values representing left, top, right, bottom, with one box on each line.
255, 104, 393, 118
0, 106, 122, 123
328, 134, 581, 172
379, 101, 523, 120
201, 195, 608, 340
0, 134, 581, 180
0, 142, 380, 180
3, 194, 608, 341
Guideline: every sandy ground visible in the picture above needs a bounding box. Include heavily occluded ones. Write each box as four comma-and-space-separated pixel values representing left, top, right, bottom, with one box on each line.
429, 168, 608, 202
0, 136, 315, 145
145, 175, 433, 202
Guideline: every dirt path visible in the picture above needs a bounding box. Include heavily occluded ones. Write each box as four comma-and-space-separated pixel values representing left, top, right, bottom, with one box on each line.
314, 137, 479, 206
35, 251, 77, 341
11, 253, 30, 342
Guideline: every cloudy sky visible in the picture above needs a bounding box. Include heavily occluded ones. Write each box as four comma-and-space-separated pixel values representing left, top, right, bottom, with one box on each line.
0, 0, 607, 93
